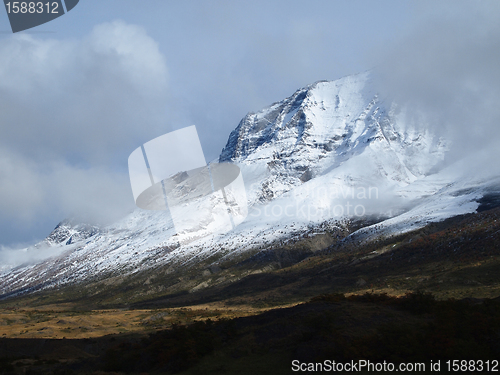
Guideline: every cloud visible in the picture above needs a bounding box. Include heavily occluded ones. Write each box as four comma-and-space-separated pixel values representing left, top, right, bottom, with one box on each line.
0, 243, 68, 269
373, 0, 500, 177
0, 139, 134, 236
0, 21, 170, 246
0, 20, 169, 164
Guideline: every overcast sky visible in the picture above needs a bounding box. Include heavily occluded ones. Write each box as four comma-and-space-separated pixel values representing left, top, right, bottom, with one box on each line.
0, 0, 498, 250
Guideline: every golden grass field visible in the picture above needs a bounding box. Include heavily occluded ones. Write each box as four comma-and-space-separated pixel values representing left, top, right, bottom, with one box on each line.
0, 301, 302, 339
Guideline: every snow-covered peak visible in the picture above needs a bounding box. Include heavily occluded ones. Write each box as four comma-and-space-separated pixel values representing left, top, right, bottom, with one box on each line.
44, 219, 100, 246
220, 72, 446, 206
220, 73, 372, 163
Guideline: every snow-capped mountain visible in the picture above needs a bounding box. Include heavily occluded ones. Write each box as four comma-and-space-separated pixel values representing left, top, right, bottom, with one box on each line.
220, 72, 446, 206
0, 72, 493, 298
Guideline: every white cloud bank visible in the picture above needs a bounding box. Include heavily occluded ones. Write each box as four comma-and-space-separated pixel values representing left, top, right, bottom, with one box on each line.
0, 21, 170, 246
373, 0, 500, 179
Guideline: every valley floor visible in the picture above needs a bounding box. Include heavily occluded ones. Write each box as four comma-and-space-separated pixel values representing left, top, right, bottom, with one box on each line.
0, 292, 498, 374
